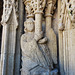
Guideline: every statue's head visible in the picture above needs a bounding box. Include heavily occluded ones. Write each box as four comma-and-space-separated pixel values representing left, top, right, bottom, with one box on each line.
24, 18, 35, 32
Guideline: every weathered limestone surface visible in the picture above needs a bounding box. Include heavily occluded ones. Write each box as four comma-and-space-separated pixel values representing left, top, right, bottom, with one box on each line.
58, 0, 75, 75
1, 0, 75, 75
21, 18, 54, 75
63, 29, 75, 75
68, 29, 75, 75
45, 0, 57, 64
21, 0, 58, 75
58, 0, 64, 75
0, 0, 19, 75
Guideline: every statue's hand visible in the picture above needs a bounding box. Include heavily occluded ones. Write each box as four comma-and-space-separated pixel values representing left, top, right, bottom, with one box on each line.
34, 31, 43, 41
38, 37, 47, 44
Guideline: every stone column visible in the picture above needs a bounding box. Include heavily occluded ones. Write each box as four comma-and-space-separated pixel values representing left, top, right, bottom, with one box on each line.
45, 0, 57, 65
0, 23, 9, 75
45, 14, 52, 34
58, 0, 66, 74
0, 0, 18, 75
35, 12, 43, 39
31, 0, 46, 40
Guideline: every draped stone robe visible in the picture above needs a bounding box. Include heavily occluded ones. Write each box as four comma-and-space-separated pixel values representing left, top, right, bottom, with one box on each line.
21, 33, 53, 75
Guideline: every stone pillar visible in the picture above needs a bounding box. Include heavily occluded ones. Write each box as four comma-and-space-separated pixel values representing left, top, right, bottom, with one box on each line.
58, 0, 65, 75
35, 12, 43, 39
35, 13, 42, 34
0, 23, 9, 75
58, 0, 75, 75
0, 0, 18, 75
31, 0, 46, 40
14, 0, 24, 75
45, 0, 57, 65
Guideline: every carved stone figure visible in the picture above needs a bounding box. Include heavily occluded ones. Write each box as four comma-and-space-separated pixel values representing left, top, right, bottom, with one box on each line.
21, 0, 58, 75
21, 18, 55, 75
1, 0, 75, 75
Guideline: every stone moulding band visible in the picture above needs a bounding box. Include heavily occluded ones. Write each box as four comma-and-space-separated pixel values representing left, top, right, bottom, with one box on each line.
45, 14, 53, 17
34, 11, 43, 14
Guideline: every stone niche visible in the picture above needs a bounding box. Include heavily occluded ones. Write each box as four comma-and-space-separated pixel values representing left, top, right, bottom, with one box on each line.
58, 0, 75, 75
0, 0, 75, 75
0, 0, 59, 75
21, 0, 58, 75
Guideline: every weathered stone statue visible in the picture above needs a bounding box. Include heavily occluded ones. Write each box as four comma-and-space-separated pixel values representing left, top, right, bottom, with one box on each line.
21, 18, 55, 75
1, 0, 75, 75
21, 0, 58, 75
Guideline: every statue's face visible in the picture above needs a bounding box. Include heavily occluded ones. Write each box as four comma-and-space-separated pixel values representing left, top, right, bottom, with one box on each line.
26, 22, 34, 32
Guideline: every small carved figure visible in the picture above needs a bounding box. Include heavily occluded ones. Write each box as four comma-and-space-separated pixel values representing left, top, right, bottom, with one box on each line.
21, 18, 54, 75
21, 0, 58, 75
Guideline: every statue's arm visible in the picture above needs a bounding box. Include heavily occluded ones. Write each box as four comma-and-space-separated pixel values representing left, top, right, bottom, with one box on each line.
21, 34, 28, 49
38, 37, 48, 44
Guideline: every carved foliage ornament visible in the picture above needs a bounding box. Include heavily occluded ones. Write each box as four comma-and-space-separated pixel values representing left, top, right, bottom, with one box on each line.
67, 0, 75, 26
45, 0, 56, 15
23, 0, 46, 15
59, 0, 75, 30
1, 0, 18, 25
23, 0, 34, 17
31, 0, 46, 13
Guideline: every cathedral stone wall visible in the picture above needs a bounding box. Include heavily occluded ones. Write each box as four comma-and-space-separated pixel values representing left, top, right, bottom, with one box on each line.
0, 0, 75, 75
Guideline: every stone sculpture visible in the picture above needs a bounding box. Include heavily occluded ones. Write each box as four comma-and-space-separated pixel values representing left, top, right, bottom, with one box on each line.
21, 0, 58, 75
1, 0, 75, 75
